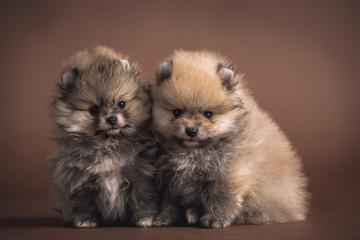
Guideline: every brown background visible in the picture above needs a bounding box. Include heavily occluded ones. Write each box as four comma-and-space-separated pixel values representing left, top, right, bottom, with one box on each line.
0, 0, 359, 239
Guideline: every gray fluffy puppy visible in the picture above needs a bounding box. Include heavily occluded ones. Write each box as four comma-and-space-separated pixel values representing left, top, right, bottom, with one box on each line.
48, 46, 157, 228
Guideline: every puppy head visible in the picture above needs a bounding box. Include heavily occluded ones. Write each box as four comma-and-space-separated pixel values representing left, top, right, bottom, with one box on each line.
152, 51, 247, 148
52, 46, 150, 140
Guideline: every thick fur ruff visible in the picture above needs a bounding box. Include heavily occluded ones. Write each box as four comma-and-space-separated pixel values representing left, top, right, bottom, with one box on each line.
48, 46, 158, 228
151, 50, 309, 228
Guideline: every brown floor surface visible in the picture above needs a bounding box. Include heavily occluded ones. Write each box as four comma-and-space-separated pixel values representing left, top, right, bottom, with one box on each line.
1, 196, 359, 240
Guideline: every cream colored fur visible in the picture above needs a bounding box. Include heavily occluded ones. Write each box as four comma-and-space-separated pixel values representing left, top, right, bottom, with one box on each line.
152, 50, 309, 226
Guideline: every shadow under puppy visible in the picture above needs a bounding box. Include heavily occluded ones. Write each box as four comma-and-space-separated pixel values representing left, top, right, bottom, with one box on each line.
48, 46, 157, 228
151, 51, 309, 228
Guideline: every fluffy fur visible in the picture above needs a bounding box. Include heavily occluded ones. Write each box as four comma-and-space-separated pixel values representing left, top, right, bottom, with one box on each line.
151, 50, 309, 228
48, 46, 158, 228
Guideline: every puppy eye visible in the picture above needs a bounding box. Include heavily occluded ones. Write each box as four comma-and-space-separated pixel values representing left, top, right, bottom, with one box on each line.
204, 111, 213, 119
89, 106, 100, 116
173, 109, 183, 118
118, 101, 126, 109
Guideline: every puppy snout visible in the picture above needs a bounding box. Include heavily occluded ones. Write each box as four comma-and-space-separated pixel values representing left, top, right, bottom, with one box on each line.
106, 116, 117, 126
185, 127, 198, 137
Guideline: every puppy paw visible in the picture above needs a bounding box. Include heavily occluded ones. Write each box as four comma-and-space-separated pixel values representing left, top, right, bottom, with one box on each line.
200, 215, 231, 229
134, 216, 153, 228
186, 208, 199, 225
152, 216, 173, 227
74, 219, 98, 228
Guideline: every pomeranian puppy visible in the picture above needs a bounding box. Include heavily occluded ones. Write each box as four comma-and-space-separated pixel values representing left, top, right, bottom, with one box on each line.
151, 51, 309, 228
48, 46, 157, 228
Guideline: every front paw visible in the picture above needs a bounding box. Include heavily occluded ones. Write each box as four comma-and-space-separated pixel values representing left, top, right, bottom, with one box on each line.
152, 215, 174, 227
74, 219, 98, 228
200, 215, 231, 229
186, 208, 199, 225
133, 216, 153, 228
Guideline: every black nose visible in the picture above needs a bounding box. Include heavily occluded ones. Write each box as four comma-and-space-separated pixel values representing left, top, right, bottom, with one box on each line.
185, 127, 198, 137
106, 116, 117, 125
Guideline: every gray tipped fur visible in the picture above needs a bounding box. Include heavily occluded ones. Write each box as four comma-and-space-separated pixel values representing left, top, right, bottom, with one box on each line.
156, 61, 173, 84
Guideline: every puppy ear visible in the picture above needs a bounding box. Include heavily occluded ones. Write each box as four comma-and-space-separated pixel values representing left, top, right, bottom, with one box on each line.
119, 58, 130, 71
61, 68, 78, 89
217, 63, 236, 91
156, 61, 173, 84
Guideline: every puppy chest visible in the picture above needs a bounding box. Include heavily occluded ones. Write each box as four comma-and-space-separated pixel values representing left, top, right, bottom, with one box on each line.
89, 156, 129, 203
168, 157, 227, 200
98, 175, 128, 204
169, 169, 206, 195
170, 158, 223, 183
89, 156, 124, 175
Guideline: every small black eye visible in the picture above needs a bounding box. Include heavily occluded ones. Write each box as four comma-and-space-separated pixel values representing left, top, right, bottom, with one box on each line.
89, 106, 100, 116
173, 109, 183, 118
204, 111, 213, 119
118, 101, 126, 109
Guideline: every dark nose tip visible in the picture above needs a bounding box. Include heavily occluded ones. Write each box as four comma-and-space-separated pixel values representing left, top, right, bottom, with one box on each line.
185, 127, 198, 137
106, 116, 117, 125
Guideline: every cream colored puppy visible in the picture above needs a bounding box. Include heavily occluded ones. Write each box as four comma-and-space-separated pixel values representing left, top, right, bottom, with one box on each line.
151, 50, 309, 228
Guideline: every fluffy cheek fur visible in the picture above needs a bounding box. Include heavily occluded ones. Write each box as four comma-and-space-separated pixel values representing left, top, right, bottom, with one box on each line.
127, 97, 151, 127
118, 96, 151, 137
153, 102, 241, 145
54, 100, 93, 134
53, 100, 119, 136
53, 96, 150, 137
152, 103, 175, 139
